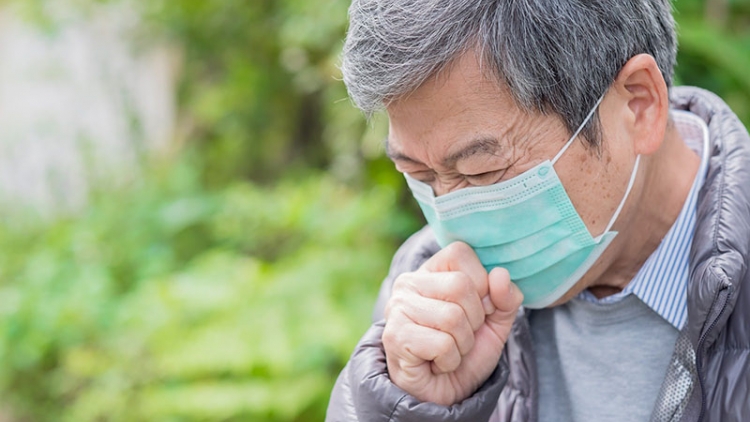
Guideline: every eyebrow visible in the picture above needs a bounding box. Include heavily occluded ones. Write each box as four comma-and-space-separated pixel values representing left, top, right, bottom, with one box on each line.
384, 136, 503, 168
384, 138, 422, 165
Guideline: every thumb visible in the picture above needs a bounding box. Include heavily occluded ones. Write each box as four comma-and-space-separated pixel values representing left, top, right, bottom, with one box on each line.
485, 267, 523, 339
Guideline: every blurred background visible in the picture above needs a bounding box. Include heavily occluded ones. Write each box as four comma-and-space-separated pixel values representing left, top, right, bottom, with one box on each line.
0, 0, 746, 420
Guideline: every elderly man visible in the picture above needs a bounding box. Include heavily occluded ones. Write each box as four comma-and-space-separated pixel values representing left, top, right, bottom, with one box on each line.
326, 1, 750, 421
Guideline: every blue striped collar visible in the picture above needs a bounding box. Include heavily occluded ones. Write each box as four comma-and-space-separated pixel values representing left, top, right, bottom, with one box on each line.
579, 110, 710, 330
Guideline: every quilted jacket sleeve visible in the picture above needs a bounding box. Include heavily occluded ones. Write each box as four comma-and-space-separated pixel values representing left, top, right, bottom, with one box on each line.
325, 227, 509, 421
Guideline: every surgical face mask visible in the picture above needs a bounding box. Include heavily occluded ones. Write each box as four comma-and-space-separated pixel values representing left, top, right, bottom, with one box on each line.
404, 96, 640, 308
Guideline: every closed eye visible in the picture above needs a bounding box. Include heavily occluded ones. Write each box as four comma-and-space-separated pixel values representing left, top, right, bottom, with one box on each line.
406, 170, 437, 184
465, 170, 506, 186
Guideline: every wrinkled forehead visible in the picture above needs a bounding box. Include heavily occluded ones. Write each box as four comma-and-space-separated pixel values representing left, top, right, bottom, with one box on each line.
384, 53, 568, 165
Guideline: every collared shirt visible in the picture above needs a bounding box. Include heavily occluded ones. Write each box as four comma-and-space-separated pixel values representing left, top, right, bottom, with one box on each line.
579, 110, 710, 330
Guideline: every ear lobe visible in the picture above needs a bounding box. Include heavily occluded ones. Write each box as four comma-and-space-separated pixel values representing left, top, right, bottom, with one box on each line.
613, 54, 669, 156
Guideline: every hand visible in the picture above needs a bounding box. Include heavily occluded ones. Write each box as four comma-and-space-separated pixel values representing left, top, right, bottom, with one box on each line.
382, 242, 523, 406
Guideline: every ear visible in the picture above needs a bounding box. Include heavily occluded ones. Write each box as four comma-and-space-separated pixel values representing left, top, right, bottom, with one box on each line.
609, 54, 669, 156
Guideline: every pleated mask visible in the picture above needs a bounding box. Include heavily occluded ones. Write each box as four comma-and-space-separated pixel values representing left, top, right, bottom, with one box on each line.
404, 96, 640, 308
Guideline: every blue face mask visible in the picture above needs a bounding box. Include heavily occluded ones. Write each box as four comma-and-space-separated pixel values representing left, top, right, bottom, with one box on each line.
404, 96, 640, 308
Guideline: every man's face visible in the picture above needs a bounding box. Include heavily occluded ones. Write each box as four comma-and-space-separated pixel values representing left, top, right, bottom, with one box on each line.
385, 52, 641, 304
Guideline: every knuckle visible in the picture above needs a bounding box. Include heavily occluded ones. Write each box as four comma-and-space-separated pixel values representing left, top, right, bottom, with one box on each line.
444, 241, 470, 259
387, 285, 420, 317
394, 272, 428, 294
440, 303, 466, 331
381, 324, 400, 350
383, 320, 421, 358
441, 353, 461, 373
434, 333, 456, 358
387, 293, 407, 310
392, 272, 415, 291
384, 297, 402, 319
384, 301, 393, 319
446, 272, 473, 296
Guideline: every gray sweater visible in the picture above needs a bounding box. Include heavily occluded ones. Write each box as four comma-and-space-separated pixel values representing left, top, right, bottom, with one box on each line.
530, 295, 679, 422
325, 86, 750, 422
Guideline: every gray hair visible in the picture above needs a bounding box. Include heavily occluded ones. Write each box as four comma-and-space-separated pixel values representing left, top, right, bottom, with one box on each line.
341, 0, 677, 147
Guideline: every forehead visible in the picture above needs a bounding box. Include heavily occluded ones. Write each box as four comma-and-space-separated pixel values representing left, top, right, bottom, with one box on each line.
387, 53, 518, 126
385, 53, 564, 162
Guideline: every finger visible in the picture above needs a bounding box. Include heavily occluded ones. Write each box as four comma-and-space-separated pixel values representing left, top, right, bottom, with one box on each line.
445, 269, 522, 391
484, 268, 524, 344
397, 294, 476, 356
487, 267, 523, 318
482, 295, 496, 315
394, 271, 485, 331
420, 241, 489, 298
383, 316, 462, 374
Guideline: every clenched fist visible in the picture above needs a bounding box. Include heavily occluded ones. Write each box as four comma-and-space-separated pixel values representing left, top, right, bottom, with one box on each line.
382, 242, 523, 406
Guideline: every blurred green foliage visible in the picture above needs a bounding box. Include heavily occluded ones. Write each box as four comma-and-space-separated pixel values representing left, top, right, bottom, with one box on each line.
134, 0, 396, 189
0, 0, 748, 421
0, 157, 417, 421
675, 0, 750, 121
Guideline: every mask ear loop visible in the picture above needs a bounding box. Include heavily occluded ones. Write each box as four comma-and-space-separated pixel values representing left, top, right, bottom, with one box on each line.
549, 93, 640, 236
552, 94, 606, 165
601, 154, 641, 234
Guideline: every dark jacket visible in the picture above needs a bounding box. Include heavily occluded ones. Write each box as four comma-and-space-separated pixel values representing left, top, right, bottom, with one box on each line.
326, 86, 750, 422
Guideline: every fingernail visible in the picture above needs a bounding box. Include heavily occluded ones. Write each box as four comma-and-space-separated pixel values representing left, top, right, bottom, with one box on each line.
482, 295, 495, 315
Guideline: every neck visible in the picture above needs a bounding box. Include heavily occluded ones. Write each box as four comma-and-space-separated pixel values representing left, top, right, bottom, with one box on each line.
588, 123, 701, 298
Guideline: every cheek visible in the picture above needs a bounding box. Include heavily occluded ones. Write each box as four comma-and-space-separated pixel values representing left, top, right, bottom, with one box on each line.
560, 154, 621, 237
